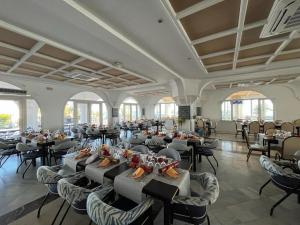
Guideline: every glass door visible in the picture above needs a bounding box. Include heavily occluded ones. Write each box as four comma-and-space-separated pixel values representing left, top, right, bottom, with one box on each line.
124, 104, 131, 121
77, 103, 88, 124
91, 103, 100, 125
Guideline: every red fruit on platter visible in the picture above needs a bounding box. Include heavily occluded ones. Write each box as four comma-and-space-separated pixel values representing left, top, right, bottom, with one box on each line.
131, 155, 140, 163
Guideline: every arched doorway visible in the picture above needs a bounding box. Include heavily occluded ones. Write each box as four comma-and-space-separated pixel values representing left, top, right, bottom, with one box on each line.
64, 92, 108, 131
0, 81, 41, 136
221, 90, 274, 121
154, 97, 178, 120
119, 97, 140, 122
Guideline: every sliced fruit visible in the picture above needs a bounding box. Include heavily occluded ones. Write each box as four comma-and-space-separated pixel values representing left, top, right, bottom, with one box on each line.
132, 167, 145, 179
166, 167, 179, 178
98, 158, 111, 167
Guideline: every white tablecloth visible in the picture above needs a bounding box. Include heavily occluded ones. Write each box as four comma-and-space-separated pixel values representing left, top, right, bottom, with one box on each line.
258, 133, 284, 147
85, 158, 127, 184
114, 168, 190, 203
63, 152, 90, 171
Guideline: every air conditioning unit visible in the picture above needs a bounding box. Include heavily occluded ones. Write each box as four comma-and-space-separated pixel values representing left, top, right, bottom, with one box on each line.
260, 0, 300, 38
64, 70, 99, 82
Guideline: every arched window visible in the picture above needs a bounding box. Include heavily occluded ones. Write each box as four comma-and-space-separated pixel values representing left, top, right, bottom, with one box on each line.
119, 97, 139, 122
221, 91, 274, 121
0, 81, 41, 136
154, 97, 178, 120
64, 92, 108, 131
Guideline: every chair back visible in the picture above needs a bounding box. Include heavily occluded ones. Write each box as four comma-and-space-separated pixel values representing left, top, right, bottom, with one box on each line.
196, 119, 205, 128
168, 142, 191, 152
0, 141, 9, 149
37, 165, 65, 193
248, 121, 260, 134
132, 145, 149, 154
265, 128, 276, 136
281, 122, 294, 133
294, 119, 300, 127
235, 122, 242, 131
16, 143, 33, 152
158, 148, 181, 161
282, 136, 300, 160
263, 122, 275, 132
87, 192, 153, 225
206, 139, 219, 149
210, 120, 216, 129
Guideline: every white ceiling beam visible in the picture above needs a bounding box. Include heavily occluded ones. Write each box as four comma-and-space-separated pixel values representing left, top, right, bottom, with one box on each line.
0, 41, 28, 54
0, 55, 18, 62
211, 84, 216, 90
176, 0, 224, 19
160, 0, 207, 73
191, 19, 265, 45
41, 57, 85, 78
7, 41, 44, 73
22, 61, 57, 71
266, 31, 298, 65
280, 48, 300, 55
206, 61, 232, 68
64, 0, 185, 80
237, 54, 273, 63
229, 83, 233, 88
233, 0, 248, 69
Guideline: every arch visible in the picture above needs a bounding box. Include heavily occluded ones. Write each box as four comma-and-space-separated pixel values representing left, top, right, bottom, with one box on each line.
119, 97, 141, 122
63, 91, 108, 130
221, 89, 274, 121
0, 80, 42, 131
154, 97, 178, 120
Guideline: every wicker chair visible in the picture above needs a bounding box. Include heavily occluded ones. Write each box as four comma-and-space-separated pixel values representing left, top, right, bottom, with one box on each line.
170, 172, 219, 225
0, 141, 19, 168
259, 155, 300, 216
281, 136, 300, 160
87, 192, 154, 225
244, 130, 268, 162
281, 122, 294, 133
248, 121, 260, 138
263, 122, 275, 133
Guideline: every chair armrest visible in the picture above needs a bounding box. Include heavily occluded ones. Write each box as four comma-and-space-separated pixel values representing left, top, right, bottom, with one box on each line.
172, 196, 209, 207
125, 198, 154, 224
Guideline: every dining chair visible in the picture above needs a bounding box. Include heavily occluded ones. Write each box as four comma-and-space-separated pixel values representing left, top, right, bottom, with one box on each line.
170, 172, 219, 225
50, 140, 77, 165
244, 130, 268, 162
157, 148, 181, 161
168, 142, 192, 162
16, 143, 44, 178
281, 122, 294, 133
208, 120, 217, 136
235, 121, 243, 138
281, 136, 300, 160
263, 122, 276, 133
87, 192, 154, 225
259, 155, 300, 216
132, 145, 149, 154
36, 164, 77, 223
105, 129, 120, 146
265, 128, 276, 136
196, 139, 219, 175
145, 136, 166, 153
0, 141, 19, 168
195, 119, 206, 136
57, 173, 114, 225
129, 136, 146, 147
248, 121, 260, 138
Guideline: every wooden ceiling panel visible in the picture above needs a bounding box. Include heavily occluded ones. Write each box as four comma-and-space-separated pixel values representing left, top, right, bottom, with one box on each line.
195, 34, 236, 55
0, 46, 24, 59
104, 69, 126, 76
38, 44, 78, 62
0, 27, 37, 50
19, 63, 52, 73
47, 75, 68, 81
238, 43, 280, 59
245, 0, 274, 24
0, 58, 15, 66
202, 53, 233, 65
108, 78, 126, 83
119, 74, 139, 81
273, 52, 300, 61
236, 58, 267, 67
207, 64, 232, 72
241, 26, 288, 46
284, 38, 300, 51
169, 0, 203, 12
27, 55, 64, 68
12, 68, 43, 77
76, 59, 107, 70
135, 79, 151, 84
0, 64, 10, 72
181, 0, 240, 40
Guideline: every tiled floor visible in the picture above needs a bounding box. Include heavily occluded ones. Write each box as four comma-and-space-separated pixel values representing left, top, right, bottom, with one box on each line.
1, 133, 299, 225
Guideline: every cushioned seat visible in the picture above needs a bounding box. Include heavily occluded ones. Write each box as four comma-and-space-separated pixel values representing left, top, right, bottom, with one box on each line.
196, 140, 219, 175
244, 130, 268, 162
131, 145, 149, 154
158, 148, 181, 161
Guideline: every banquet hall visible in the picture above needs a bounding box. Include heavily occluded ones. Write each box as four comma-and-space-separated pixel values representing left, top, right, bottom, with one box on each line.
0, 0, 300, 225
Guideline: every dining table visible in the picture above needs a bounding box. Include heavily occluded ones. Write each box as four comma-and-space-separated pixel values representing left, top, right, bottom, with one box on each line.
63, 148, 191, 225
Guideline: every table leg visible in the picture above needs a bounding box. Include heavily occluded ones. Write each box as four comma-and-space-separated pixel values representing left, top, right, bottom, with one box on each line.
163, 202, 171, 225
192, 144, 196, 172
268, 142, 271, 158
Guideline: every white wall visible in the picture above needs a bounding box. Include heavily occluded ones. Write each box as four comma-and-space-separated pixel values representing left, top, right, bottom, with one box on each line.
201, 84, 300, 122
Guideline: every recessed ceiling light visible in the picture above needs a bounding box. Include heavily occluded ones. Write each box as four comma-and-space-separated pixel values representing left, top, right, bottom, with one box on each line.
158, 19, 163, 23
